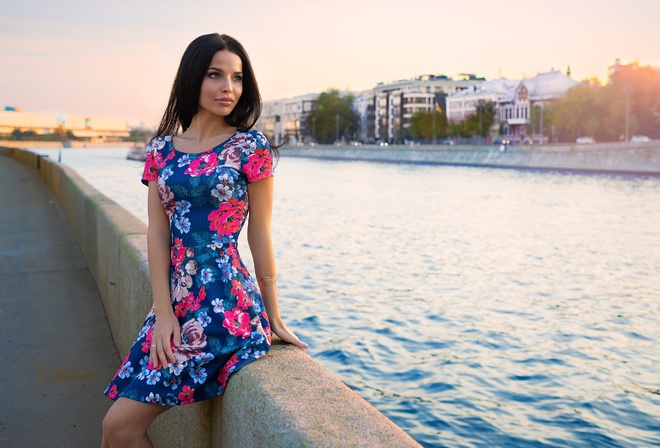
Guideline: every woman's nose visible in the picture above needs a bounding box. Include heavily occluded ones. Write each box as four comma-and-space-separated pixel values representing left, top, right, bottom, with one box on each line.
222, 77, 233, 93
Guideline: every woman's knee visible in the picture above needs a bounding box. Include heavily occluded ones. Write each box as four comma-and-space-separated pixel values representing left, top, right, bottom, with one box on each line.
102, 399, 151, 443
102, 408, 133, 443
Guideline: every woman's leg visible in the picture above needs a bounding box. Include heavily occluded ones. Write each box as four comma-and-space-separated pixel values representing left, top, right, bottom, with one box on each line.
101, 397, 170, 448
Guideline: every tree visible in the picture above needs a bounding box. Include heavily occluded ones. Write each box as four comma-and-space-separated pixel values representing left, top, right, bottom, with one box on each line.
306, 90, 359, 144
545, 79, 601, 141
544, 64, 660, 142
408, 110, 447, 141
608, 62, 660, 139
464, 100, 496, 140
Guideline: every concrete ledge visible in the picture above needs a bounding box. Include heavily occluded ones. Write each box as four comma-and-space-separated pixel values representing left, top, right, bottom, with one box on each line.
3, 146, 421, 448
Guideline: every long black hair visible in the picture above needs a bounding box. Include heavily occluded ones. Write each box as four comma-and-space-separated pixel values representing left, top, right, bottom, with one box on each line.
153, 33, 262, 139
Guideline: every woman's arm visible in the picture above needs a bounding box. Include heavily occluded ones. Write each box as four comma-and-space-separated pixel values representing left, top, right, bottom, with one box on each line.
247, 177, 307, 349
146, 181, 181, 368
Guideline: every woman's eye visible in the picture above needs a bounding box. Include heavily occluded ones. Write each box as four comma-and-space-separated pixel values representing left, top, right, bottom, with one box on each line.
207, 72, 220, 79
233, 75, 243, 82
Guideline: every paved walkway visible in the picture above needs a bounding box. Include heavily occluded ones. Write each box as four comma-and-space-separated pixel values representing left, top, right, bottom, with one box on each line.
0, 152, 119, 447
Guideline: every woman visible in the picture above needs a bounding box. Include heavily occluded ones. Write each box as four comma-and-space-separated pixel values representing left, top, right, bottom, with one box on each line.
102, 33, 306, 447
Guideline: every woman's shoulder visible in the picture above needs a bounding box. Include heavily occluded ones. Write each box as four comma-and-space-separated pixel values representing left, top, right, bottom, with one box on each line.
239, 129, 269, 148
147, 135, 173, 153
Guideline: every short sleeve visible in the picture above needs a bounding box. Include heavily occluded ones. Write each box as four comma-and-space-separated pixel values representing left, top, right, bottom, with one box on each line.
141, 138, 165, 186
240, 130, 273, 183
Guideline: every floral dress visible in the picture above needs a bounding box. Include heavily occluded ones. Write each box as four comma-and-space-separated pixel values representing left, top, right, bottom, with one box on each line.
104, 130, 273, 406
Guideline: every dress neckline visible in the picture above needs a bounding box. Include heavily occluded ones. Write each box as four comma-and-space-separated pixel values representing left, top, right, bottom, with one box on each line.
170, 131, 239, 155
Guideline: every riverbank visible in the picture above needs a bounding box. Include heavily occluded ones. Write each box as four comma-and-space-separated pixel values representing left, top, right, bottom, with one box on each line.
0, 146, 421, 448
281, 141, 660, 175
0, 140, 136, 149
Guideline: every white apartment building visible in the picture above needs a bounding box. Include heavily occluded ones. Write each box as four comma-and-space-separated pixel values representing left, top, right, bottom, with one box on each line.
258, 75, 483, 145
356, 74, 484, 144
446, 70, 578, 143
257, 93, 318, 146
446, 78, 519, 123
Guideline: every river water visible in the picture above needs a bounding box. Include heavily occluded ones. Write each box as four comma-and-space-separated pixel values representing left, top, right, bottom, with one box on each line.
34, 146, 660, 447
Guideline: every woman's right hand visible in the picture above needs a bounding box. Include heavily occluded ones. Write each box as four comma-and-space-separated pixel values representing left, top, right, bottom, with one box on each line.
149, 309, 181, 369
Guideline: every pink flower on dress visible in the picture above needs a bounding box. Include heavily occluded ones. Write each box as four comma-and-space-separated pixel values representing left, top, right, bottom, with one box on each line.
174, 299, 189, 318
171, 238, 186, 267
153, 149, 176, 169
178, 385, 195, 404
222, 307, 251, 339
172, 319, 208, 365
208, 199, 245, 235
243, 149, 272, 182
143, 154, 159, 181
176, 286, 204, 317
218, 353, 240, 389
107, 384, 118, 399
157, 178, 176, 216
171, 268, 193, 302
220, 144, 242, 170
231, 280, 252, 310
141, 327, 155, 353
184, 152, 219, 177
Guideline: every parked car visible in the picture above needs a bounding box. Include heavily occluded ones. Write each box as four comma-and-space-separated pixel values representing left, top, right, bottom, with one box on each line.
493, 137, 511, 145
576, 136, 596, 144
631, 135, 651, 143
521, 138, 534, 145
442, 139, 455, 145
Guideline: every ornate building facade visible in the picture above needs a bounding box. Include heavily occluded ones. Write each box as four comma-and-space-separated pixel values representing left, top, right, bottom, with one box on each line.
446, 70, 578, 143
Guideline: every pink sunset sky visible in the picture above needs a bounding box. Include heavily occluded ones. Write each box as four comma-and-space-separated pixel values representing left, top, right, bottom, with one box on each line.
1, 0, 658, 127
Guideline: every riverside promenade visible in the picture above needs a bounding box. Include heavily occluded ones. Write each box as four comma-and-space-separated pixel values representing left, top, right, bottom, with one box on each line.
0, 147, 422, 448
0, 152, 118, 446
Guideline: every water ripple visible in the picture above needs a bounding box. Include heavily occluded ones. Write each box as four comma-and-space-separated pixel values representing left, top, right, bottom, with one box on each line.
38, 148, 660, 448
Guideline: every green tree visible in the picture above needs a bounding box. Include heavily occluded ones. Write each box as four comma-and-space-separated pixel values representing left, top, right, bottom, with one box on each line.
545, 79, 601, 141
608, 62, 660, 139
545, 64, 660, 143
408, 110, 447, 141
464, 100, 496, 140
307, 89, 359, 144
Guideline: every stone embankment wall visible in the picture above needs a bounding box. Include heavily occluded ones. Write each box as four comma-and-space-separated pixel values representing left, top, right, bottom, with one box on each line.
3, 147, 421, 448
282, 141, 660, 175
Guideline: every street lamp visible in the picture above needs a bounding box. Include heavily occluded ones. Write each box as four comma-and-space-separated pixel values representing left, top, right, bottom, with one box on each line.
335, 114, 339, 144
539, 102, 544, 144
432, 96, 437, 145
477, 99, 483, 144
312, 116, 316, 142
624, 86, 631, 142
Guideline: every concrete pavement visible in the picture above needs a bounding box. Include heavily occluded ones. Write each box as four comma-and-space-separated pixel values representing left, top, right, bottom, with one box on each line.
0, 151, 119, 447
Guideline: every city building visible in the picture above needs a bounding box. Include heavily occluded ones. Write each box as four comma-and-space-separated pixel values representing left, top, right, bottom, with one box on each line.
0, 110, 130, 141
356, 74, 484, 144
257, 93, 318, 146
257, 75, 484, 145
446, 78, 519, 124
445, 70, 578, 143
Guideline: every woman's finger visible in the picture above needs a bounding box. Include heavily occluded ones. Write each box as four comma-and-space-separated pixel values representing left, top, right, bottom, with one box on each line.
156, 342, 169, 369
165, 340, 177, 365
149, 342, 159, 367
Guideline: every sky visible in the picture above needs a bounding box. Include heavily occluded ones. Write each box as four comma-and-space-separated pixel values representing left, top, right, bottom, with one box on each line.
1, 0, 659, 127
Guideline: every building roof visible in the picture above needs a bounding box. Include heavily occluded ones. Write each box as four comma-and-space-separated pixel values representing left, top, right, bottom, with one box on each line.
450, 78, 519, 98
523, 70, 579, 100
449, 70, 579, 103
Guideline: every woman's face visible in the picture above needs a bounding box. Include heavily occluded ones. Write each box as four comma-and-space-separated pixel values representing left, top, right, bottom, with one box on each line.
198, 50, 243, 119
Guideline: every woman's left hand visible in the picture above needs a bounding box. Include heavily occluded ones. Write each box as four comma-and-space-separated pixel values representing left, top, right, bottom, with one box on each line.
270, 320, 308, 350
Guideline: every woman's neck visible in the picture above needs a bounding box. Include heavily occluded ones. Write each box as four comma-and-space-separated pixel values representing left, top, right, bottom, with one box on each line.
183, 112, 236, 142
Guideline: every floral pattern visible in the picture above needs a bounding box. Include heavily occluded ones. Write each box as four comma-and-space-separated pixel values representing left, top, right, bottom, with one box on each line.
104, 130, 273, 406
